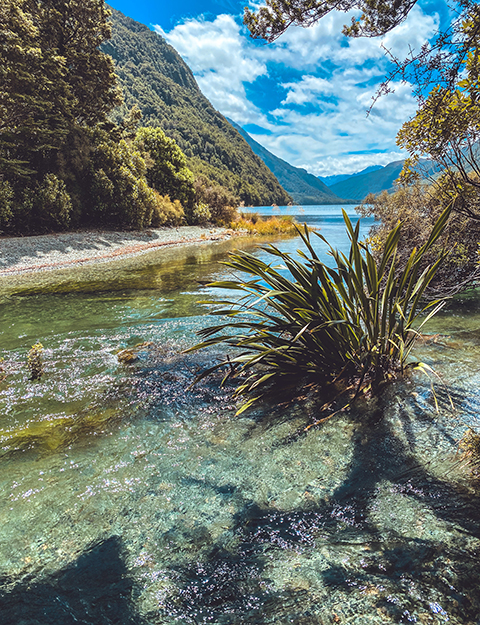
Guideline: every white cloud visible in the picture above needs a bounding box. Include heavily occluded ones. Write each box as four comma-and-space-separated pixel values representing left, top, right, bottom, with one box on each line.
154, 15, 271, 126
155, 5, 440, 175
263, 4, 438, 69
281, 76, 335, 105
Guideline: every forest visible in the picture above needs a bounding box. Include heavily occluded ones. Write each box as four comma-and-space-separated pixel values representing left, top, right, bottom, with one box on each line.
105, 8, 292, 209
0, 0, 290, 235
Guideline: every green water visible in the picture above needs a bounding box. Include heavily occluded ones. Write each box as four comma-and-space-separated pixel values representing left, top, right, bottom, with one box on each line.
1, 233, 480, 624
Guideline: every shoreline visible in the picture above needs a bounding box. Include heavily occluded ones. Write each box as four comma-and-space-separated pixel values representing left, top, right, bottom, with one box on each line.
0, 226, 238, 276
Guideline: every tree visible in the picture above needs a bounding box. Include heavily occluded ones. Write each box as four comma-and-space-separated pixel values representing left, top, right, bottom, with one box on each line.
37, 0, 122, 126
244, 0, 419, 41
397, 36, 480, 220
0, 0, 69, 179
134, 127, 195, 222
0, 0, 125, 233
88, 138, 157, 229
0, 0, 121, 183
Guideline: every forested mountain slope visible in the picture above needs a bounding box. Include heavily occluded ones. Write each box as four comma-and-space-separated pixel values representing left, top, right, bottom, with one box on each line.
103, 9, 291, 206
227, 119, 352, 205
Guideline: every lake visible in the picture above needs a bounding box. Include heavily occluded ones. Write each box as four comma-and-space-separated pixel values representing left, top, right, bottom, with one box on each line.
0, 205, 479, 624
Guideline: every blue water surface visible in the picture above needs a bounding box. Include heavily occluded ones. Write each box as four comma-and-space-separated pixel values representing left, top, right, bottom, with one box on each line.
0, 205, 479, 625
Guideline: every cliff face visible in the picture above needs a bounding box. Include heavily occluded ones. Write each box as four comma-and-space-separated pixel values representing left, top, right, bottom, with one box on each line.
104, 8, 292, 206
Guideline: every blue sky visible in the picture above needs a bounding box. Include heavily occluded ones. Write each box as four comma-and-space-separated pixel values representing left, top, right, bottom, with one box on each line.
109, 0, 448, 176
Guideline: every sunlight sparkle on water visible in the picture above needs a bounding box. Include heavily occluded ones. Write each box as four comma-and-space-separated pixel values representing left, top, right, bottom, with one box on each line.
0, 208, 479, 623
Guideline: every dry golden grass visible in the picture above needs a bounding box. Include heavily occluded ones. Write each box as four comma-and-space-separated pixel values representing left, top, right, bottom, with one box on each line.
229, 213, 300, 236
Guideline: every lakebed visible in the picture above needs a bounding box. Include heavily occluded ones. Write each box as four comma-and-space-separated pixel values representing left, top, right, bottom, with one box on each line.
0, 225, 236, 276
0, 207, 479, 624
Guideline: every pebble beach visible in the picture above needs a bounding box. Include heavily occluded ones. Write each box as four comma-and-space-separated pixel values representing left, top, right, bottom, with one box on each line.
0, 226, 236, 276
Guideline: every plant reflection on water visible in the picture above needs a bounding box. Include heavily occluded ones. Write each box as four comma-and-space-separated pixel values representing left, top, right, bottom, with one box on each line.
0, 212, 479, 624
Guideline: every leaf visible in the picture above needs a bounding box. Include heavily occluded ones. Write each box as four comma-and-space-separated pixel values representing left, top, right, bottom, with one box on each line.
189, 205, 450, 416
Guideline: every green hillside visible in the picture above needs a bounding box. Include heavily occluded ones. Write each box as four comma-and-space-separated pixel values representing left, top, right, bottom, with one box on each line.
227, 119, 353, 205
103, 9, 291, 207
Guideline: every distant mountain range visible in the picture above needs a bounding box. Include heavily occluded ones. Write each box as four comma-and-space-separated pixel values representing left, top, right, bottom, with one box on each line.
104, 8, 292, 206
325, 160, 440, 201
326, 161, 406, 201
226, 121, 438, 204
227, 119, 354, 205
319, 166, 383, 188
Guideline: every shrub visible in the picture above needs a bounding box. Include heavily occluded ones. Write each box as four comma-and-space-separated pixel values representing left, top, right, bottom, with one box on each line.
0, 180, 14, 230
194, 177, 238, 224
89, 140, 155, 229
150, 193, 184, 226
135, 127, 195, 222
359, 180, 480, 297
191, 201, 211, 225
189, 207, 451, 414
35, 174, 72, 230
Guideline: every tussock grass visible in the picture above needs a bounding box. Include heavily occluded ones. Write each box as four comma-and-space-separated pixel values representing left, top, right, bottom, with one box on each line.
229, 213, 299, 236
188, 206, 451, 416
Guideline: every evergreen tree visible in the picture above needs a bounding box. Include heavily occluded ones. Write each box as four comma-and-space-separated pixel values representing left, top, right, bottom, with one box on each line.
134, 127, 195, 220
38, 0, 122, 126
0, 0, 124, 232
0, 0, 121, 183
0, 0, 68, 178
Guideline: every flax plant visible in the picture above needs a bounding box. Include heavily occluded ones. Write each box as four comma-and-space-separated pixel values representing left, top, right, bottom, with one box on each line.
189, 206, 451, 414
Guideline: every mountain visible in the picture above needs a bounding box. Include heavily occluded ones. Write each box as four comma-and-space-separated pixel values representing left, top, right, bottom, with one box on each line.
103, 8, 291, 206
319, 165, 383, 187
319, 173, 352, 187
227, 119, 353, 205
328, 161, 406, 200
328, 159, 441, 200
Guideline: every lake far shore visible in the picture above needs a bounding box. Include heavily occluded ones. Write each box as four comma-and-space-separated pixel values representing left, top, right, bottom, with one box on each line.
0, 226, 239, 276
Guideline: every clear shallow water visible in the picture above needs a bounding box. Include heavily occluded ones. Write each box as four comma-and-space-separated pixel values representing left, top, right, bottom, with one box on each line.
0, 208, 480, 624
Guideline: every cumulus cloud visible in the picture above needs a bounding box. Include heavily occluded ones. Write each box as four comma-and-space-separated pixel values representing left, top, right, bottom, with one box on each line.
268, 5, 438, 69
155, 5, 440, 175
281, 76, 335, 105
154, 15, 271, 126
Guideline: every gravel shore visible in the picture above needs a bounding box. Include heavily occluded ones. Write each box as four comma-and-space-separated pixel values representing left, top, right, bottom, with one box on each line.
0, 226, 237, 276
